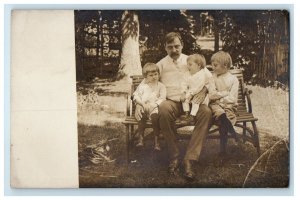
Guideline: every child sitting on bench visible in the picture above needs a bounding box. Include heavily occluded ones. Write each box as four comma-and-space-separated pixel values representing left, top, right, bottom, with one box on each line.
180, 54, 212, 123
208, 51, 240, 154
133, 63, 166, 151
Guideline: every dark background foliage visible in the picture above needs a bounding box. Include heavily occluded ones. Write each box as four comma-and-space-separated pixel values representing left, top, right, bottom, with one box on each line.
75, 10, 289, 88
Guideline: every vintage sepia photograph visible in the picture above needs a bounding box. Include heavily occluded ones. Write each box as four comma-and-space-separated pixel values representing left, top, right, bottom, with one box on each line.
75, 10, 290, 188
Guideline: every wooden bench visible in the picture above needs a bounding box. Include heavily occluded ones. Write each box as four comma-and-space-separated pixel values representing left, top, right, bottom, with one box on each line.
123, 69, 260, 163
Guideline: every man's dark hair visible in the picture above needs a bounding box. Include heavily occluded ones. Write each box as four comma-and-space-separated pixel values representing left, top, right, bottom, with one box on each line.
164, 32, 183, 45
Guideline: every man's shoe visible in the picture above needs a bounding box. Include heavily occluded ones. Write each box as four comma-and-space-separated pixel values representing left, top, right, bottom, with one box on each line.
183, 160, 195, 180
168, 158, 179, 175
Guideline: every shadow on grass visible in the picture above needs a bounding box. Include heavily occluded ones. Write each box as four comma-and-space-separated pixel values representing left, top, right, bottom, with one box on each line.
78, 122, 289, 188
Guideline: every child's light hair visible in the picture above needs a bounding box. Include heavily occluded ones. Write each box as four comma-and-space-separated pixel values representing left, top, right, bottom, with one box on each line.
187, 54, 206, 69
142, 63, 160, 78
211, 51, 232, 69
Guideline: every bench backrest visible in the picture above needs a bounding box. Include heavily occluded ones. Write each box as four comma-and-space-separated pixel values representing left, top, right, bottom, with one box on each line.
130, 69, 247, 116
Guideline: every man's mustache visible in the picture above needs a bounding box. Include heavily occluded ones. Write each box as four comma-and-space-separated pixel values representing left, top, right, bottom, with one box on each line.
170, 52, 180, 57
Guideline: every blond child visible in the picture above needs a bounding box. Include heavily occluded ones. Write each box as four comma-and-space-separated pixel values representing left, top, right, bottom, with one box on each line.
180, 54, 212, 122
208, 51, 240, 154
133, 63, 166, 151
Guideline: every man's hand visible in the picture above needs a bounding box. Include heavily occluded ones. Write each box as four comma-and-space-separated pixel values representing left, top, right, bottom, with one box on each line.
148, 103, 157, 113
134, 104, 144, 121
143, 103, 151, 114
192, 87, 208, 104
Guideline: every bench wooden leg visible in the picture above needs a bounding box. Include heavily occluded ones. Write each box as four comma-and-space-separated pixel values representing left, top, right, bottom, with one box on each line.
130, 125, 135, 142
125, 125, 130, 164
243, 122, 247, 143
251, 121, 261, 155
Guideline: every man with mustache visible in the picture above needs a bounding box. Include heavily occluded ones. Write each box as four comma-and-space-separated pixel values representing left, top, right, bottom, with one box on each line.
135, 32, 212, 180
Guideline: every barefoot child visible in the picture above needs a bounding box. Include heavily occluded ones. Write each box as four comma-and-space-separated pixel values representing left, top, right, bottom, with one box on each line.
133, 63, 166, 150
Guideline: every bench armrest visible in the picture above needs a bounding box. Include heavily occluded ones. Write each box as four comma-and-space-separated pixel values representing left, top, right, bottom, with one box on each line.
244, 87, 253, 113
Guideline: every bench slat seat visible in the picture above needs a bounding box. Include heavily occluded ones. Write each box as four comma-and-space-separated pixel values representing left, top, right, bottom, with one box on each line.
124, 113, 258, 124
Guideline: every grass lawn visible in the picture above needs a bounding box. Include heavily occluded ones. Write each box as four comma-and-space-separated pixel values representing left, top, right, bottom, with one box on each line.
77, 78, 289, 188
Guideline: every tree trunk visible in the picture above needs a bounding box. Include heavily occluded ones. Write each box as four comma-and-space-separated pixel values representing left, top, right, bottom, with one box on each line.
214, 25, 219, 52
118, 11, 142, 79
209, 11, 220, 52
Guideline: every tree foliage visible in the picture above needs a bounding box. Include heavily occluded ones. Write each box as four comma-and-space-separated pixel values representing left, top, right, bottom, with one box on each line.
138, 10, 203, 64
211, 10, 289, 85
121, 10, 139, 42
75, 10, 122, 80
